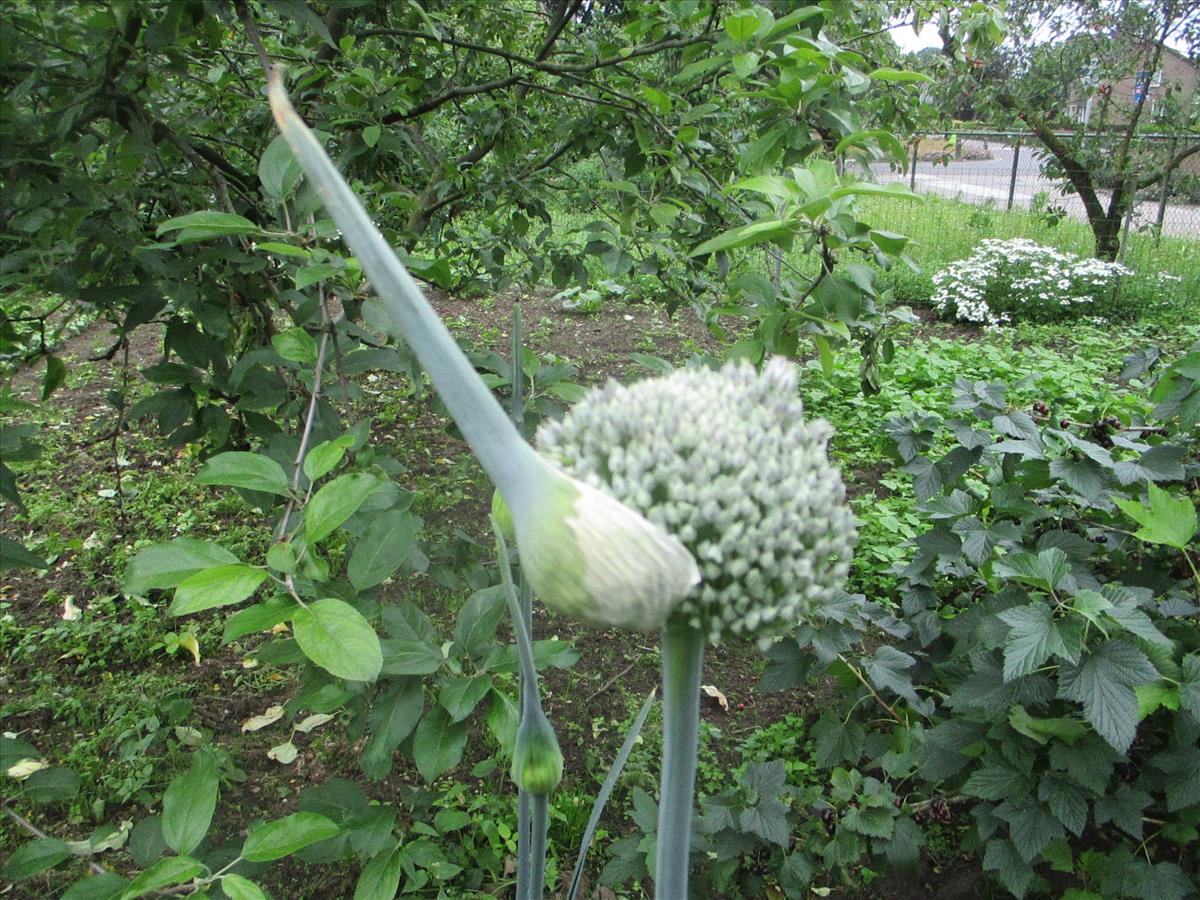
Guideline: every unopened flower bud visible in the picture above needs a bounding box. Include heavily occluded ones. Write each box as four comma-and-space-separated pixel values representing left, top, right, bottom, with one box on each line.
510, 462, 700, 632
510, 706, 563, 796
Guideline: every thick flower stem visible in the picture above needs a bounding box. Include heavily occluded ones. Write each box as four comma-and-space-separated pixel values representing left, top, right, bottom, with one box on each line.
528, 793, 550, 899
655, 619, 704, 899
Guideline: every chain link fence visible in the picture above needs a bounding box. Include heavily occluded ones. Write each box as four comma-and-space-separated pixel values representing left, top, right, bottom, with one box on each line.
856, 130, 1200, 303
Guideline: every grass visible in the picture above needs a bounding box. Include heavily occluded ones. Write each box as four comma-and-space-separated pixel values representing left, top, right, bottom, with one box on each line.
854, 192, 1200, 307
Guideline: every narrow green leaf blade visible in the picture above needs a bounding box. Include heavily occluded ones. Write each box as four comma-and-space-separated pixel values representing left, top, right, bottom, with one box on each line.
567, 688, 657, 900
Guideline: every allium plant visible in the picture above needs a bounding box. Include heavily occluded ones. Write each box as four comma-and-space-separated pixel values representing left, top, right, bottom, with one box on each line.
268, 70, 855, 899
931, 237, 1132, 327
540, 361, 856, 893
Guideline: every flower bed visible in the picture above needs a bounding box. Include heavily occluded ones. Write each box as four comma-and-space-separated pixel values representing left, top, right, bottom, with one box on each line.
931, 237, 1132, 326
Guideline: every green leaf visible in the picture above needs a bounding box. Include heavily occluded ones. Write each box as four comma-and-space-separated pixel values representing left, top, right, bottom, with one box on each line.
21, 766, 81, 802
486, 689, 519, 755
170, 564, 267, 616
438, 675, 492, 723
259, 135, 302, 199
195, 452, 292, 497
380, 638, 444, 676
868, 67, 933, 83
354, 845, 402, 900
295, 264, 344, 290
305, 472, 379, 544
811, 711, 864, 768
0, 536, 48, 571
412, 706, 468, 782
723, 11, 761, 41
1114, 484, 1197, 548
220, 874, 268, 900
841, 806, 895, 839
42, 355, 66, 400
348, 510, 419, 590
120, 855, 205, 898
995, 800, 1061, 863
223, 596, 299, 642
1135, 682, 1178, 718
994, 547, 1070, 593
1058, 640, 1159, 753
983, 839, 1034, 898
303, 434, 355, 482
453, 585, 506, 660
292, 598, 382, 682
124, 538, 239, 595
964, 757, 1033, 801
272, 327, 318, 364
689, 218, 791, 256
241, 812, 341, 862
997, 602, 1067, 681
362, 125, 381, 149
0, 838, 71, 881
255, 241, 310, 258
830, 181, 917, 200
61, 872, 130, 900
162, 752, 219, 855
1179, 654, 1200, 718
1093, 784, 1151, 839
727, 175, 800, 201
156, 210, 260, 242
1038, 774, 1088, 836
883, 816, 924, 869
863, 645, 919, 704
1008, 705, 1088, 745
361, 679, 424, 781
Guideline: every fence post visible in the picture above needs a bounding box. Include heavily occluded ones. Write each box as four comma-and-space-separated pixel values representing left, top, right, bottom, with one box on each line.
1154, 137, 1177, 246
1006, 138, 1021, 211
1118, 177, 1135, 266
909, 139, 919, 192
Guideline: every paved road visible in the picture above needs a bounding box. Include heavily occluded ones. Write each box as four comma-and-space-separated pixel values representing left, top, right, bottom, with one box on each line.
865, 143, 1200, 239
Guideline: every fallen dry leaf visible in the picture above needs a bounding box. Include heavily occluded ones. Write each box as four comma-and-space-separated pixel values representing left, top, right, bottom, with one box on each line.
700, 684, 728, 712
241, 704, 285, 732
61, 596, 81, 621
6, 758, 49, 779
267, 741, 298, 764
294, 713, 335, 733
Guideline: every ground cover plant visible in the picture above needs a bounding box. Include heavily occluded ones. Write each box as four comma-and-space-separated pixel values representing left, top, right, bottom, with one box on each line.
4, 2, 1200, 899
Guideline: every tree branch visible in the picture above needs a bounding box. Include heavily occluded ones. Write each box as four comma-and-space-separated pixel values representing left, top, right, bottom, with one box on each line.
1136, 141, 1200, 190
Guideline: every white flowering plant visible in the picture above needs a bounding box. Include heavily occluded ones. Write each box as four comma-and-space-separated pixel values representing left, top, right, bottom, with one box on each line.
931, 238, 1133, 327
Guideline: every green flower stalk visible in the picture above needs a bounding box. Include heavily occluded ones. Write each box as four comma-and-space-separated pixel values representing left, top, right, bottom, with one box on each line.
266, 70, 698, 632
539, 359, 856, 898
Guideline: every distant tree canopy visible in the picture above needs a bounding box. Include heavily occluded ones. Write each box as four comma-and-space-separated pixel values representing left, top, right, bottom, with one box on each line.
3, 0, 986, 452
915, 0, 1200, 258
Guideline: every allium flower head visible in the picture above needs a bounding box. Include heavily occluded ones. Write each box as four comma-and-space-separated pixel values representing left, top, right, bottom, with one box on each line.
538, 358, 857, 644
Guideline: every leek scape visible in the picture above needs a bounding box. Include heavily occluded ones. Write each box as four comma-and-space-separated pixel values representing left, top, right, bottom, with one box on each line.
266, 70, 698, 630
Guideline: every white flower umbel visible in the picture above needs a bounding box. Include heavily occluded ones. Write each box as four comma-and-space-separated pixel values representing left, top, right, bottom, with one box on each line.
267, 72, 698, 631
538, 358, 857, 646
539, 359, 856, 900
